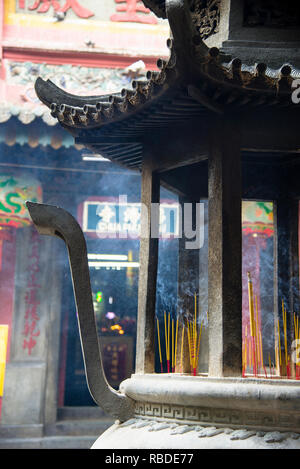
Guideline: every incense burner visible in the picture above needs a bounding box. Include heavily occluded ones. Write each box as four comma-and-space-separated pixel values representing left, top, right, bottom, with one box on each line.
27, 0, 300, 449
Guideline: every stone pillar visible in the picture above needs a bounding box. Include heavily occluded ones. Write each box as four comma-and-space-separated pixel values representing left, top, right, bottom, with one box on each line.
1, 226, 62, 434
135, 154, 160, 374
208, 118, 242, 377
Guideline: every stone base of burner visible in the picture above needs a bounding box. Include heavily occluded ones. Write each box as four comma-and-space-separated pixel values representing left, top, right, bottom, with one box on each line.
92, 374, 300, 449
91, 419, 300, 449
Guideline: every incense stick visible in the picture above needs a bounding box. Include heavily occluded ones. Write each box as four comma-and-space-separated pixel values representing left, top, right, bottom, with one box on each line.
167, 312, 170, 373
156, 317, 163, 373
282, 302, 288, 368
277, 318, 282, 368
195, 321, 203, 371
187, 320, 192, 372
180, 324, 185, 373
193, 294, 197, 376
247, 272, 257, 376
164, 311, 170, 373
174, 317, 179, 373
172, 318, 175, 372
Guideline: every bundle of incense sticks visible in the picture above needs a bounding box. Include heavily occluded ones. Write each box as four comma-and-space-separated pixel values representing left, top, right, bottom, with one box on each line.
186, 294, 203, 376
243, 272, 267, 378
244, 272, 299, 380
156, 311, 180, 373
155, 294, 205, 375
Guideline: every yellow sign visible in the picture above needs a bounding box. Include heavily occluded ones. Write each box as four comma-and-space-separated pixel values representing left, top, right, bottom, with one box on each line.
0, 325, 9, 397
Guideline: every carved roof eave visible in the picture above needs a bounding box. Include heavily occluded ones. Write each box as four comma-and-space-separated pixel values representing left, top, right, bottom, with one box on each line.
34, 0, 300, 169
34, 39, 181, 133
35, 39, 299, 135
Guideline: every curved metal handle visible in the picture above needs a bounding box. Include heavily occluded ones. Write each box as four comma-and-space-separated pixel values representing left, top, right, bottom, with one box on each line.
26, 201, 134, 422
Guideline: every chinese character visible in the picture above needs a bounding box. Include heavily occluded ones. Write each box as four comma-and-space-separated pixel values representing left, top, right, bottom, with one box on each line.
110, 0, 158, 24
22, 320, 40, 338
28, 0, 60, 13
98, 205, 115, 224
24, 304, 39, 322
27, 273, 41, 289
23, 336, 37, 355
25, 288, 40, 306
27, 0, 94, 18
59, 0, 94, 18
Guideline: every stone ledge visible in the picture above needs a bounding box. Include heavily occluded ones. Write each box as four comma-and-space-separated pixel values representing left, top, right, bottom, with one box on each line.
120, 374, 300, 432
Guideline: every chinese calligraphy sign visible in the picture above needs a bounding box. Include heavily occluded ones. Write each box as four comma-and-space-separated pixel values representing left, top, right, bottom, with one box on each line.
18, 0, 94, 19
110, 0, 157, 24
22, 229, 41, 356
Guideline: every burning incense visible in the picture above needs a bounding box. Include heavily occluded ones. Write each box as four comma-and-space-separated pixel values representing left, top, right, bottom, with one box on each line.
193, 294, 198, 376
282, 301, 288, 368
195, 321, 203, 371
172, 319, 175, 372
277, 318, 282, 368
168, 312, 171, 372
156, 317, 163, 373
174, 317, 179, 373
244, 325, 248, 373
259, 331, 263, 371
164, 311, 170, 373
180, 324, 185, 373
187, 320, 193, 373
247, 272, 255, 337
255, 295, 260, 368
247, 272, 257, 376
274, 319, 279, 372
294, 313, 300, 375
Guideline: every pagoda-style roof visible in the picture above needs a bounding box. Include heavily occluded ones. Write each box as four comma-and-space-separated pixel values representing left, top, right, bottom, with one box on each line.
35, 0, 300, 171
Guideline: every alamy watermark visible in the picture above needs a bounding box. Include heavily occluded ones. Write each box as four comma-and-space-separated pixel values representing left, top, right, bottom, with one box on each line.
95, 195, 205, 250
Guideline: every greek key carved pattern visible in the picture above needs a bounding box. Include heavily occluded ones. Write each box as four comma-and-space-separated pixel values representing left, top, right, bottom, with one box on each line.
134, 401, 300, 431
145, 403, 161, 417
162, 405, 184, 420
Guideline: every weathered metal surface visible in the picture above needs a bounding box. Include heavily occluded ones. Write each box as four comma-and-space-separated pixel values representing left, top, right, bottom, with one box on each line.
26, 201, 135, 422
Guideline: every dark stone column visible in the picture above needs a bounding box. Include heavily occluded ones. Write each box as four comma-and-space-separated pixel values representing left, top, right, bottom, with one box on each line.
135, 154, 160, 374
208, 117, 242, 377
